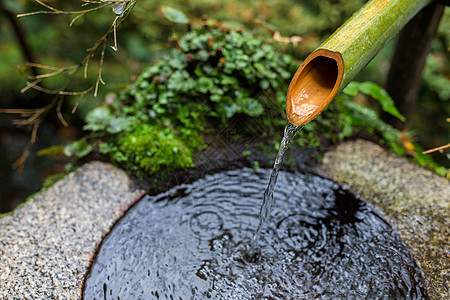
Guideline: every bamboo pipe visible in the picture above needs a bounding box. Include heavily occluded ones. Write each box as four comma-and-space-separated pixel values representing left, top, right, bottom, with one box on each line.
286, 0, 432, 126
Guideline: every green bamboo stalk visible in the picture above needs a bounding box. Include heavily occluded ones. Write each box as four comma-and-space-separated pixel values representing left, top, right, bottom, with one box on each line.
323, 0, 432, 90
286, 0, 432, 126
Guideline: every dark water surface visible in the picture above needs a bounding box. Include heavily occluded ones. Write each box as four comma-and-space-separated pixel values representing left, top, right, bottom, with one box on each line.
84, 168, 427, 299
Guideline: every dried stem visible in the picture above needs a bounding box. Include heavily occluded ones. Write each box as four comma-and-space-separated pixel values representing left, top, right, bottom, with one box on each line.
17, 1, 110, 18
19, 0, 139, 103
4, 0, 139, 170
56, 97, 69, 127
422, 143, 450, 154
95, 41, 107, 96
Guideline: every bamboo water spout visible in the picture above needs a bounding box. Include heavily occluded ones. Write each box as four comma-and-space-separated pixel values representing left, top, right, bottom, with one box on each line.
286, 0, 432, 126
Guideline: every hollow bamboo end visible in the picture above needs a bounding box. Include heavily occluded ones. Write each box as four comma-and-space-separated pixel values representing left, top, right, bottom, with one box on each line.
286, 49, 344, 126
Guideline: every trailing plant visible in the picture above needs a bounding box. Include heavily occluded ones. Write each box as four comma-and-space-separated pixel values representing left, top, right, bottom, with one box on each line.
63, 19, 298, 179
0, 0, 139, 172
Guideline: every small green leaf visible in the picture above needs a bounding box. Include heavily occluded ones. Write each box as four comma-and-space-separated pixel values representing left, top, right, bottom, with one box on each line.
83, 107, 111, 132
63, 140, 94, 158
197, 77, 214, 93
358, 82, 405, 122
344, 81, 405, 122
238, 98, 264, 116
107, 118, 131, 134
161, 6, 188, 24
342, 82, 359, 96
260, 80, 270, 90
86, 107, 110, 122
38, 145, 65, 157
210, 94, 221, 102
98, 142, 113, 154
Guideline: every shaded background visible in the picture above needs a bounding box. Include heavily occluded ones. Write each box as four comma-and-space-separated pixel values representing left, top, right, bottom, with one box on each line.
1, 0, 449, 213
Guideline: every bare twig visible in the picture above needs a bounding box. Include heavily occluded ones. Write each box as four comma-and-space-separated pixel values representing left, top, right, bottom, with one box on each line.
422, 118, 450, 155
17, 2, 110, 18
12, 146, 31, 173
69, 13, 86, 26
20, 78, 42, 93
3, 0, 140, 170
95, 42, 107, 96
422, 143, 450, 154
19, 0, 139, 100
56, 97, 69, 127
111, 16, 119, 51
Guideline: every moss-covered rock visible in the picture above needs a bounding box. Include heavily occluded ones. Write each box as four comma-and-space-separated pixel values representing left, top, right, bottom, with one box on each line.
69, 22, 297, 179
61, 20, 445, 181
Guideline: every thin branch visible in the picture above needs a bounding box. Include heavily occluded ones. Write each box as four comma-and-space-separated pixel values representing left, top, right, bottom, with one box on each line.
20, 78, 42, 93
0, 108, 35, 115
84, 52, 93, 78
59, 88, 94, 96
12, 146, 31, 173
17, 3, 110, 18
70, 13, 86, 26
18, 0, 139, 100
32, 66, 77, 79
111, 16, 119, 51
8, 0, 140, 171
95, 41, 107, 96
72, 94, 85, 114
81, 0, 105, 4
32, 0, 61, 13
13, 101, 53, 126
26, 62, 64, 70
422, 143, 450, 154
31, 122, 40, 143
56, 97, 69, 127
21, 81, 63, 94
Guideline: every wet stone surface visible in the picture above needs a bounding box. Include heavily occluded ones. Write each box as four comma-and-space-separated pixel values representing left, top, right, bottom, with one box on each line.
84, 168, 427, 299
0, 140, 446, 299
317, 140, 450, 299
0, 162, 143, 299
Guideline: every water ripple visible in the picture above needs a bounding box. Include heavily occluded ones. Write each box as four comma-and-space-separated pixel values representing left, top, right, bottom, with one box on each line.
84, 168, 428, 299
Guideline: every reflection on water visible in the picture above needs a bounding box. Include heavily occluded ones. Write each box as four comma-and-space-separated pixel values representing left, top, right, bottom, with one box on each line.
84, 168, 428, 299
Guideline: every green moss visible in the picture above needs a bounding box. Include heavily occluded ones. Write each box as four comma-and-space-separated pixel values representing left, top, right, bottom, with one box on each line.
63, 20, 445, 180
112, 124, 196, 175
0, 191, 40, 219
67, 22, 299, 179
42, 173, 66, 191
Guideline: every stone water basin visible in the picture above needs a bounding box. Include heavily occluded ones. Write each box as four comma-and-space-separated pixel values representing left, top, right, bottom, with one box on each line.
0, 140, 447, 299
84, 168, 427, 299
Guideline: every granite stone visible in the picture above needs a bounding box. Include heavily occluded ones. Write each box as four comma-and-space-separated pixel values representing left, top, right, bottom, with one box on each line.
0, 162, 144, 299
316, 139, 449, 299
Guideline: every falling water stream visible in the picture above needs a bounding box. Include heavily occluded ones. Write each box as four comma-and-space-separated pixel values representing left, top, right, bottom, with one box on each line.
247, 122, 302, 260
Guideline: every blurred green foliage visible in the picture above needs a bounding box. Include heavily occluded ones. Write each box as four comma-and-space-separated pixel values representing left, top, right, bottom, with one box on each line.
412, 7, 450, 167
0, 0, 367, 111
62, 21, 446, 180
131, 0, 365, 51
1, 0, 448, 179
318, 84, 448, 176
66, 22, 297, 178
